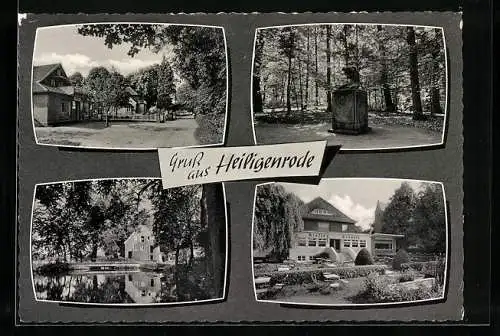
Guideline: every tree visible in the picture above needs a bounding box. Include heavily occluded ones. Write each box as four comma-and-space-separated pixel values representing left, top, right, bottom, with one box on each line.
156, 56, 176, 110
278, 27, 297, 114
69, 72, 84, 87
128, 65, 159, 108
412, 183, 446, 253
253, 31, 266, 113
381, 182, 417, 247
253, 184, 304, 261
84, 67, 128, 127
325, 25, 332, 112
377, 25, 395, 112
406, 26, 424, 120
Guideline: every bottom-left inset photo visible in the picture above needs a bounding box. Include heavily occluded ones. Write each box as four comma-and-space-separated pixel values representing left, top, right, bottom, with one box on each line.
30, 178, 227, 305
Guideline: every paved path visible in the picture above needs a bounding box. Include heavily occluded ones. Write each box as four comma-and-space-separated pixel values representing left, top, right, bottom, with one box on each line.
35, 118, 202, 149
254, 122, 442, 150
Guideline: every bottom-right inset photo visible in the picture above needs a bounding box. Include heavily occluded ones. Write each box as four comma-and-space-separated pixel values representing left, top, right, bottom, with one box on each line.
252, 178, 447, 306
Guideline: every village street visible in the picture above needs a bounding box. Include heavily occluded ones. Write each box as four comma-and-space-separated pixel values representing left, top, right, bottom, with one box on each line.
35, 118, 200, 148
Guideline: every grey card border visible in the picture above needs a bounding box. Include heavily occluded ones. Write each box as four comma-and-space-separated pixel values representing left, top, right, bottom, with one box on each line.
17, 12, 463, 324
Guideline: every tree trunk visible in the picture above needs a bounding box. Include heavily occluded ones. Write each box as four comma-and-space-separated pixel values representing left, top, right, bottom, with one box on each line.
326, 25, 332, 112
406, 26, 424, 120
175, 245, 180, 267
305, 27, 310, 109
314, 27, 319, 106
430, 28, 443, 115
377, 25, 395, 112
343, 25, 349, 67
201, 184, 225, 299
253, 33, 265, 112
298, 58, 303, 111
286, 56, 292, 113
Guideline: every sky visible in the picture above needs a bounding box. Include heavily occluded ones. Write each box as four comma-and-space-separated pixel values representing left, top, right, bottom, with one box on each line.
279, 179, 428, 231
33, 24, 175, 77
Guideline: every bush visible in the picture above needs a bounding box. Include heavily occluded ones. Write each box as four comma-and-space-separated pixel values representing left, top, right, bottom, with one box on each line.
392, 249, 410, 270
35, 261, 70, 276
399, 269, 418, 283
355, 248, 374, 266
352, 272, 442, 303
255, 265, 387, 285
400, 261, 426, 272
422, 258, 446, 286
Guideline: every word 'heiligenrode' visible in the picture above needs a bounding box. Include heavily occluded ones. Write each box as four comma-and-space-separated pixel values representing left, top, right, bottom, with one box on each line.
215, 150, 316, 174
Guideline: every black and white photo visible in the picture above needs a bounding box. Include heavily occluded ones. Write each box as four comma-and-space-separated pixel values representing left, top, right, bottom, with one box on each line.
32, 23, 228, 149
31, 179, 227, 305
252, 179, 447, 306
252, 24, 447, 150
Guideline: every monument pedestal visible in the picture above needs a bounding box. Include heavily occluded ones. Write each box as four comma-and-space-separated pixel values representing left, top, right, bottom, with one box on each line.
328, 88, 370, 135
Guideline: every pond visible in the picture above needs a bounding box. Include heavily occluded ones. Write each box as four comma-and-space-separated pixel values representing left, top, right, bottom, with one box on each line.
33, 269, 215, 304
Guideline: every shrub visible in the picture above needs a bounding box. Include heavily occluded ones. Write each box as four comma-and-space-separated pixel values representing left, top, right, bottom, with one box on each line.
353, 273, 443, 303
392, 249, 410, 270
255, 265, 387, 286
400, 261, 426, 272
355, 248, 374, 266
398, 269, 417, 283
35, 261, 70, 276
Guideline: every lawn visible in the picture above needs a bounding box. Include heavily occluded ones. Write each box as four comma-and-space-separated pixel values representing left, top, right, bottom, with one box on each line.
34, 118, 210, 149
254, 113, 443, 150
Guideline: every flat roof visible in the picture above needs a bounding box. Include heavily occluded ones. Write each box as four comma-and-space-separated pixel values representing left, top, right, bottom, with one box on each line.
371, 233, 405, 238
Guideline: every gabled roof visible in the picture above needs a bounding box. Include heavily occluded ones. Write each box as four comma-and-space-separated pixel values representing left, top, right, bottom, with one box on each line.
33, 63, 63, 82
302, 197, 356, 224
32, 63, 73, 95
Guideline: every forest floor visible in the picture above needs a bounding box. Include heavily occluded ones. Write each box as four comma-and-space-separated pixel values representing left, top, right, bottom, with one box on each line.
35, 118, 201, 149
254, 114, 443, 150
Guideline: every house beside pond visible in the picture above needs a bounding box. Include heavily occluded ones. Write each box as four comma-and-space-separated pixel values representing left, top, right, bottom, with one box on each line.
124, 225, 204, 264
124, 225, 164, 262
287, 197, 403, 263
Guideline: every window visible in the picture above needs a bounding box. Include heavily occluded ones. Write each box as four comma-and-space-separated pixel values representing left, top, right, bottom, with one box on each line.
308, 256, 314, 260
343, 240, 351, 247
360, 240, 367, 248
298, 238, 307, 246
318, 239, 327, 247
141, 290, 146, 297
128, 275, 132, 281
72, 101, 76, 109
61, 102, 66, 113
375, 242, 392, 250
351, 240, 359, 248
141, 236, 145, 242
308, 239, 317, 247
297, 256, 306, 261
342, 224, 348, 232
150, 279, 155, 286
150, 246, 154, 253
318, 222, 329, 232
311, 208, 332, 215
150, 255, 153, 260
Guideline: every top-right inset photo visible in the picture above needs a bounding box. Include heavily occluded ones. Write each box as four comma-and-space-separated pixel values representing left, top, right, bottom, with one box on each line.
252, 24, 447, 150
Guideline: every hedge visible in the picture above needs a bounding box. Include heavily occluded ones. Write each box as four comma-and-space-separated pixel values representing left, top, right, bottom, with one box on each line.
255, 265, 387, 285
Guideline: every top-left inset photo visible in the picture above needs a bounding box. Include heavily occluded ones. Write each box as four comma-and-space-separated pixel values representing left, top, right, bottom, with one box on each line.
31, 23, 228, 150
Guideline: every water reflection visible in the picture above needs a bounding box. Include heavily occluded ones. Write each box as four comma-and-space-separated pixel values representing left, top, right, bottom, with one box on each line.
34, 266, 214, 304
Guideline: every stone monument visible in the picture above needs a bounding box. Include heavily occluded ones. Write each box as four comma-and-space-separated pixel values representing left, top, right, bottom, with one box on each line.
328, 67, 370, 135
